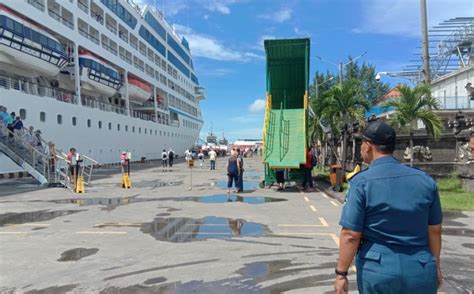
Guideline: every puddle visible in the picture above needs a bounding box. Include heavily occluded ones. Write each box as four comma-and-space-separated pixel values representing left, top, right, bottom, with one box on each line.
101, 260, 339, 293
141, 216, 271, 242
461, 243, 474, 249
49, 196, 155, 209
24, 284, 78, 294
53, 195, 285, 209
57, 248, 99, 262
177, 194, 286, 204
442, 227, 474, 237
216, 180, 260, 190
133, 180, 183, 188
244, 171, 263, 180
143, 277, 167, 285
0, 210, 83, 227
443, 211, 468, 227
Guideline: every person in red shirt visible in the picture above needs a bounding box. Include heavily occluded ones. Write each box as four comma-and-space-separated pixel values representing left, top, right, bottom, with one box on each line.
302, 146, 315, 191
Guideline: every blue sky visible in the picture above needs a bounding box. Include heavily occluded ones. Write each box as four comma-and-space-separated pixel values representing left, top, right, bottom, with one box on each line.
142, 0, 472, 142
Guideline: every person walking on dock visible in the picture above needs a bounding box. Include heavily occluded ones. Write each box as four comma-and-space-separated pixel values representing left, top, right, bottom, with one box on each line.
198, 150, 204, 169
168, 148, 175, 168
161, 149, 168, 171
226, 149, 240, 194
302, 146, 315, 191
208, 148, 217, 170
237, 148, 244, 192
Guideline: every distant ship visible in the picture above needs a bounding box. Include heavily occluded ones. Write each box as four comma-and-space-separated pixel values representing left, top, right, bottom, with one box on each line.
0, 0, 205, 163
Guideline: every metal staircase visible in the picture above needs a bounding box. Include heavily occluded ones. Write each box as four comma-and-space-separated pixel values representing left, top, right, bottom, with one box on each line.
0, 125, 96, 189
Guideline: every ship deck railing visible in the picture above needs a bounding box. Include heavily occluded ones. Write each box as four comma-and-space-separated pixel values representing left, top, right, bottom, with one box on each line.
81, 96, 128, 115
0, 73, 78, 105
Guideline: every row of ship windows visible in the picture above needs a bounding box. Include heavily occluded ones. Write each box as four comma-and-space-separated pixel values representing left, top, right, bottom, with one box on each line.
19, 109, 194, 140
183, 119, 198, 130
26, 0, 197, 96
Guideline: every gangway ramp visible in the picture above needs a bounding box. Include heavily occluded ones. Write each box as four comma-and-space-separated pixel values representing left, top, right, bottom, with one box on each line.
264, 109, 305, 168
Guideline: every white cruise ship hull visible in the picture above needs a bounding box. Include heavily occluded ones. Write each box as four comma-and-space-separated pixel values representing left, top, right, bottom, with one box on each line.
0, 89, 198, 163
0, 0, 204, 166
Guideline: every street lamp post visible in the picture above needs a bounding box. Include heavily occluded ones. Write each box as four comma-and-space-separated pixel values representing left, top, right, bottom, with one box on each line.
315, 52, 367, 191
315, 76, 334, 100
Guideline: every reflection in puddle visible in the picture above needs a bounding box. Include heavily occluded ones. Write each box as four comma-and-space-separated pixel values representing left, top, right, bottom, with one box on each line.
50, 197, 157, 211
103, 260, 337, 293
178, 194, 286, 204
57, 248, 99, 262
0, 210, 83, 227
141, 216, 271, 242
133, 181, 183, 188
50, 195, 285, 209
216, 180, 260, 190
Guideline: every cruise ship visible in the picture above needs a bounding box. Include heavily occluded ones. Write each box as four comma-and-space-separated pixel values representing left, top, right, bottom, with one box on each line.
0, 0, 205, 164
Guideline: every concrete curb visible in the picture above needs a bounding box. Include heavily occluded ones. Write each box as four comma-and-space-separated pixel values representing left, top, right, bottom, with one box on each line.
0, 171, 30, 180
315, 179, 346, 204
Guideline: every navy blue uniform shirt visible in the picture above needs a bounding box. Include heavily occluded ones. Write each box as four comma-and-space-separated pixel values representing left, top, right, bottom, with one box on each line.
339, 156, 442, 246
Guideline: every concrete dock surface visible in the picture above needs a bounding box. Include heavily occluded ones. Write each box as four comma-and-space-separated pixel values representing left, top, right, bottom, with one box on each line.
0, 156, 472, 293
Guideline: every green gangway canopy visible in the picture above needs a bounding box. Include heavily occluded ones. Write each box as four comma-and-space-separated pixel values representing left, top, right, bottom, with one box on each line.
263, 38, 309, 169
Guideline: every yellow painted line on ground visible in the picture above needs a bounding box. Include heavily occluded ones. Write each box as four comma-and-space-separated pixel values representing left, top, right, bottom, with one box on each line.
0, 232, 29, 235
4, 223, 50, 227
330, 200, 339, 207
76, 231, 127, 235
330, 233, 340, 246
319, 217, 329, 227
303, 196, 309, 202
309, 205, 317, 212
351, 265, 357, 273
322, 193, 329, 199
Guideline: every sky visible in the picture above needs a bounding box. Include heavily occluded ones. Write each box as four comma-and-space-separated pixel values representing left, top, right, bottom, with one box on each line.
143, 0, 473, 142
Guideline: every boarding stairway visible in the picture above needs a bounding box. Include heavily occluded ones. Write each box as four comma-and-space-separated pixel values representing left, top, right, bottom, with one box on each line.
0, 126, 96, 189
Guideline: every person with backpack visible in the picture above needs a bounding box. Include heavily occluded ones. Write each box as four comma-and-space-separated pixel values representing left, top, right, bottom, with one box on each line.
168, 148, 175, 167
161, 149, 168, 171
236, 148, 244, 192
302, 146, 315, 191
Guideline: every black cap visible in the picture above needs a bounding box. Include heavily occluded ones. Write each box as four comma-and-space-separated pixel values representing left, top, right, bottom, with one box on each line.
360, 121, 396, 147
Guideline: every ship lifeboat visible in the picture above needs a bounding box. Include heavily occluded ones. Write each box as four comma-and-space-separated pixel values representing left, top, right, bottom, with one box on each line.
0, 6, 68, 77
125, 77, 152, 103
79, 51, 121, 97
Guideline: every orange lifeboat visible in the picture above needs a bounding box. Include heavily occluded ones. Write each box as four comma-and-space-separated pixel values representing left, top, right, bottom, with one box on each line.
125, 77, 152, 103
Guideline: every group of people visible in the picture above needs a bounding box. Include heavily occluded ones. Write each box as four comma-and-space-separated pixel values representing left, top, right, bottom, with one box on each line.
0, 105, 59, 171
161, 148, 175, 171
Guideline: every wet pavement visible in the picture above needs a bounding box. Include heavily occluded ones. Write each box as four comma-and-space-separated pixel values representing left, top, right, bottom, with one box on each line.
0, 156, 472, 293
140, 216, 271, 242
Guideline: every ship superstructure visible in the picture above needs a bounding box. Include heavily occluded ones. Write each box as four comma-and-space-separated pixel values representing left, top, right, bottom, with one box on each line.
0, 0, 205, 163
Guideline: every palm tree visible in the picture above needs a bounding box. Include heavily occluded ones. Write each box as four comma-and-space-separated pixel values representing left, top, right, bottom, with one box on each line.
385, 84, 442, 166
326, 79, 371, 189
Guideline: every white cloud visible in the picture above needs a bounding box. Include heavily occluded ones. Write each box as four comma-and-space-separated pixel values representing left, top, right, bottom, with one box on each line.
355, 0, 472, 37
174, 25, 262, 62
201, 68, 236, 76
260, 7, 292, 23
248, 99, 266, 113
294, 27, 311, 37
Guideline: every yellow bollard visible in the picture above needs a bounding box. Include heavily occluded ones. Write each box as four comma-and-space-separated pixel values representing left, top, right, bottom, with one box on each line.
75, 176, 85, 193
122, 173, 132, 189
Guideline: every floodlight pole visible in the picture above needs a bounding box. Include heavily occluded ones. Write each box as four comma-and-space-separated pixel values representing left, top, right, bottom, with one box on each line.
420, 0, 431, 84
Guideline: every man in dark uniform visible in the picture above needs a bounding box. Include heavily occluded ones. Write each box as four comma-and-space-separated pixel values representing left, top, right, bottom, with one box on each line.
334, 121, 442, 294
